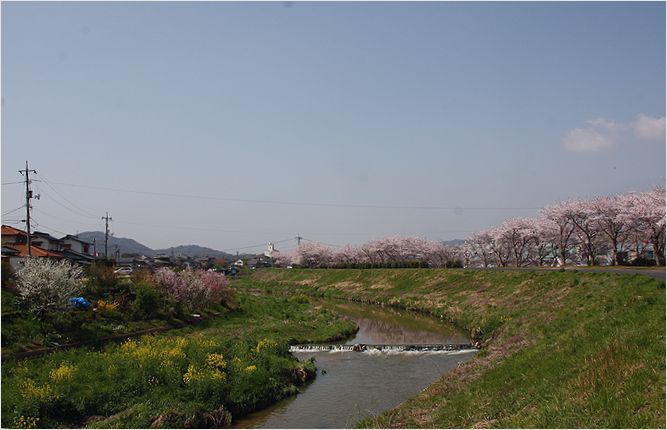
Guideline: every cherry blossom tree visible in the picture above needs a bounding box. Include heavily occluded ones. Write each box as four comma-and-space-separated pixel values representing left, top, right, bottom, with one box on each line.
465, 230, 495, 267
541, 202, 578, 266
591, 194, 633, 265
496, 218, 538, 267
623, 187, 666, 265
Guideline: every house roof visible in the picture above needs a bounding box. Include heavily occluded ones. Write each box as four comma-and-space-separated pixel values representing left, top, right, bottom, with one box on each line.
60, 234, 93, 245
32, 231, 61, 242
60, 248, 95, 262
2, 225, 26, 236
8, 244, 63, 258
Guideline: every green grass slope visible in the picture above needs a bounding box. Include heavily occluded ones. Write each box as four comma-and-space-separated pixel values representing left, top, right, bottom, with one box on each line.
244, 268, 666, 428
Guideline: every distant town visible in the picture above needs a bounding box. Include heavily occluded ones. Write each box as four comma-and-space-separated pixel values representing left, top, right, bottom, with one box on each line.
1, 224, 278, 274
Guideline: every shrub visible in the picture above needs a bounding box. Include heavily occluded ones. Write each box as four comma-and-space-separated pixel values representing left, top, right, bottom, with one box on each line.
133, 282, 162, 317
15, 258, 83, 316
85, 263, 118, 293
152, 268, 236, 310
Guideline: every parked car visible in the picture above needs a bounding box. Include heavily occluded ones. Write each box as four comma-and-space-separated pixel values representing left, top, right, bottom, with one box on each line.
114, 266, 133, 275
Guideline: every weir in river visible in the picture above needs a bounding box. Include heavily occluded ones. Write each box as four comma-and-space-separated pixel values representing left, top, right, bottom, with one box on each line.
289, 343, 475, 353
234, 301, 477, 429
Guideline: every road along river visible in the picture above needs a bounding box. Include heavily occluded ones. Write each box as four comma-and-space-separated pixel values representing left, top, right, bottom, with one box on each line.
233, 301, 477, 428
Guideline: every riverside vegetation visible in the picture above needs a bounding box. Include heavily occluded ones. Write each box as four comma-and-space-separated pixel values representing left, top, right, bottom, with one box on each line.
1, 292, 357, 428
240, 268, 666, 428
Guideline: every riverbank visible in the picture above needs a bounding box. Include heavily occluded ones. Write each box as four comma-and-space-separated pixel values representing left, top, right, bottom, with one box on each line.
242, 268, 666, 428
0, 292, 357, 428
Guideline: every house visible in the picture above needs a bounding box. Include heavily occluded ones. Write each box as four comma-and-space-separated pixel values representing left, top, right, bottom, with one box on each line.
1, 225, 63, 270
263, 243, 277, 259
60, 235, 93, 255
31, 231, 62, 252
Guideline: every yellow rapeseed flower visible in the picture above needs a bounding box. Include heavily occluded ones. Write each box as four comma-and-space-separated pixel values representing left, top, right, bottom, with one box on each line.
205, 353, 226, 370
14, 415, 39, 429
19, 379, 57, 402
244, 365, 257, 373
49, 363, 75, 382
183, 364, 198, 385
255, 339, 277, 353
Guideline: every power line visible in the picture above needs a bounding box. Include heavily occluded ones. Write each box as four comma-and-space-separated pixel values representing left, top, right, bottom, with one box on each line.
33, 185, 99, 222
2, 205, 25, 217
1, 181, 24, 186
218, 238, 293, 252
29, 216, 70, 237
30, 206, 99, 230
35, 173, 99, 218
48, 180, 541, 211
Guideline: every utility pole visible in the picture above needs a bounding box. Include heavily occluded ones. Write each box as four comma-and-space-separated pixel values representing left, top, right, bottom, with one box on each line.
93, 238, 97, 257
19, 161, 37, 256
102, 212, 112, 258
296, 235, 303, 246
114, 245, 120, 264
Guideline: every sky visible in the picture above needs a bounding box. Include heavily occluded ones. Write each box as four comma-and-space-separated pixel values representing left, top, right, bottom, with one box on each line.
2, 1, 665, 253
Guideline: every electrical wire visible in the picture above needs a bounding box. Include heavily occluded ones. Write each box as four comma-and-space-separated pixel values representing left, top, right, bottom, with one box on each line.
35, 173, 100, 218
1, 181, 24, 186
2, 205, 25, 217
29, 216, 72, 237
48, 180, 541, 211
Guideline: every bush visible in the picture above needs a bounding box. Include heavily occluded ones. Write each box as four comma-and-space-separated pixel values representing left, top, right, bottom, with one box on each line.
86, 264, 118, 292
133, 282, 162, 318
15, 258, 83, 317
153, 268, 236, 311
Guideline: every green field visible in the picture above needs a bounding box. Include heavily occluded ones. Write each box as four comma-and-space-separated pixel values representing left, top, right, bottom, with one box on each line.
241, 268, 666, 428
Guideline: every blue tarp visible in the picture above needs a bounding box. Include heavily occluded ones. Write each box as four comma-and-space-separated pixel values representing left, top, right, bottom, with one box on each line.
69, 297, 91, 309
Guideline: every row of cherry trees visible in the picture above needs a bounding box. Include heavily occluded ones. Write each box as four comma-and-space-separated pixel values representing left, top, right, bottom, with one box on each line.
272, 187, 665, 269
465, 187, 665, 267
273, 236, 462, 269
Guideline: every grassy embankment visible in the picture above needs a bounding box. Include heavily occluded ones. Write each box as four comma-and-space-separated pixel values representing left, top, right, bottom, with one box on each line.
241, 268, 665, 428
1, 292, 357, 428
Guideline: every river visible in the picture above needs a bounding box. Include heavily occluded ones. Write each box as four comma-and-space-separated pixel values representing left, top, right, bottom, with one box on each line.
233, 301, 476, 428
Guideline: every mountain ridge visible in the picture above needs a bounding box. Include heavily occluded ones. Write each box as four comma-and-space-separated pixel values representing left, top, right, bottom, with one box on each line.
76, 231, 235, 259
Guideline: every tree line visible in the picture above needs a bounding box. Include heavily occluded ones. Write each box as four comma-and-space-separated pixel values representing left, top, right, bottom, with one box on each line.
273, 187, 665, 268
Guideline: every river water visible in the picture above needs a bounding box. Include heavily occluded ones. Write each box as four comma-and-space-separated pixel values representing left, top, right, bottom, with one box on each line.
233, 301, 476, 429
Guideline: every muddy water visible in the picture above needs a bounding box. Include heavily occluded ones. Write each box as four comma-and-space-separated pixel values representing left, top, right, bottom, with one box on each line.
233, 301, 476, 429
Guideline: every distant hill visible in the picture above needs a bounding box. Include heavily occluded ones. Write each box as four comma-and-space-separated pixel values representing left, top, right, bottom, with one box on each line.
77, 232, 235, 259
78, 231, 155, 256
154, 245, 235, 260
443, 239, 465, 246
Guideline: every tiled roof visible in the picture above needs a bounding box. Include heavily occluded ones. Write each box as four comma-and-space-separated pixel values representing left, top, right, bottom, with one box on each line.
9, 244, 63, 258
1, 225, 26, 236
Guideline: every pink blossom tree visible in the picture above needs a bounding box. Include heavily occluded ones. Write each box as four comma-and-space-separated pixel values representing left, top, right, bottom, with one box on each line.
591, 194, 633, 265
623, 187, 666, 265
541, 202, 578, 266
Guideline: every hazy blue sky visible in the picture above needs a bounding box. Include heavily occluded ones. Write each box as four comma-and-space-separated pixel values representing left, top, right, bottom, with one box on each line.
2, 1, 665, 252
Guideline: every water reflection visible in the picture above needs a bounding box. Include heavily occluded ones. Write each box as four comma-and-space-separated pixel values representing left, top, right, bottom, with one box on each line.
233, 301, 475, 429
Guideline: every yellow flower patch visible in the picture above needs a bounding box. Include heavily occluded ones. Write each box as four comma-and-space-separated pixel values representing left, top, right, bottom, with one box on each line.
49, 362, 76, 382
14, 415, 39, 429
205, 353, 226, 370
